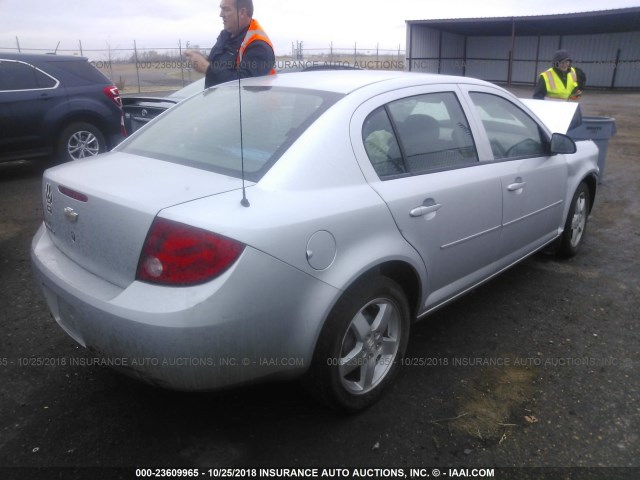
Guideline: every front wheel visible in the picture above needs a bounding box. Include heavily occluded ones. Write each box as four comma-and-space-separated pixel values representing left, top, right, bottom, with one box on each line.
557, 182, 590, 258
304, 275, 410, 412
57, 122, 107, 162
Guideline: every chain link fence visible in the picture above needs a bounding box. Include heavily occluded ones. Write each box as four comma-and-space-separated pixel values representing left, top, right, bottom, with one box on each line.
3, 38, 406, 94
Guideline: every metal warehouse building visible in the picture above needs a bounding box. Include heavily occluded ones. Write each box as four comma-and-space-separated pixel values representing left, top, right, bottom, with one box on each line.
405, 7, 640, 90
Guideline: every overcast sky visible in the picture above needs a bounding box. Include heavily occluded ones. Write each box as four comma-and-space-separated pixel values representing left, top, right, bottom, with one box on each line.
1, 0, 639, 58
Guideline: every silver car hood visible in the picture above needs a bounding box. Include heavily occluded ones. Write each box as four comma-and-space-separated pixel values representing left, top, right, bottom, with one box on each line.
519, 98, 581, 134
41, 152, 246, 289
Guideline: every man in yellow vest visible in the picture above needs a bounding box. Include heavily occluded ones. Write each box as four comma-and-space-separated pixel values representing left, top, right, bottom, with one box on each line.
533, 50, 586, 101
185, 0, 275, 88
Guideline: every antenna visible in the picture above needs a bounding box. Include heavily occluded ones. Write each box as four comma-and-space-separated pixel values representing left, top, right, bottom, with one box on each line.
237, 5, 250, 208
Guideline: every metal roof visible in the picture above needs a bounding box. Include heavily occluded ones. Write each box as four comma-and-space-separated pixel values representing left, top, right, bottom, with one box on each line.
406, 7, 640, 36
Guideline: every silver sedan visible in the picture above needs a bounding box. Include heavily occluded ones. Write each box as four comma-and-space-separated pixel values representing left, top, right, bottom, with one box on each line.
31, 70, 599, 411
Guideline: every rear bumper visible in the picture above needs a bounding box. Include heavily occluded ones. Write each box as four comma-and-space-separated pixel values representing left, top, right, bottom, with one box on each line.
31, 225, 338, 390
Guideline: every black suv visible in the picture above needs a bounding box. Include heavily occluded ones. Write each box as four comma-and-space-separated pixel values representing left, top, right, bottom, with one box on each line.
0, 53, 126, 164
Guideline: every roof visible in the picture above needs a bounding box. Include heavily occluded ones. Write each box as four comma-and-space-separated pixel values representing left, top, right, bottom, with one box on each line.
406, 7, 640, 36
0, 52, 88, 63
221, 70, 494, 95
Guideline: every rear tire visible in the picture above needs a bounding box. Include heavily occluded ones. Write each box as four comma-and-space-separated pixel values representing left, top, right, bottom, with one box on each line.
557, 181, 590, 258
304, 275, 410, 412
57, 122, 106, 162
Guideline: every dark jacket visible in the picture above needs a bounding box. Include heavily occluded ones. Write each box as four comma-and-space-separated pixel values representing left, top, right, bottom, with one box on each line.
204, 24, 275, 88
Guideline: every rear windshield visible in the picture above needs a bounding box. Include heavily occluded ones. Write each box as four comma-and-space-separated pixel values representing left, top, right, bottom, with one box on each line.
120, 84, 343, 181
46, 60, 110, 86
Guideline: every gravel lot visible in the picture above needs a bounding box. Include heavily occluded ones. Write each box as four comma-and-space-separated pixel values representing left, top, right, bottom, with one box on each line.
0, 86, 638, 480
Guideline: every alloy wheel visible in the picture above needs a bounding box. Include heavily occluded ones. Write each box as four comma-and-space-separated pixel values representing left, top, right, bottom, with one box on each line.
570, 191, 587, 248
67, 131, 101, 159
338, 298, 401, 395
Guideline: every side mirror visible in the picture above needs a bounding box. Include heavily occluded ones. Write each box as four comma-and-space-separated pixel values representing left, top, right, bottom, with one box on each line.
550, 133, 577, 154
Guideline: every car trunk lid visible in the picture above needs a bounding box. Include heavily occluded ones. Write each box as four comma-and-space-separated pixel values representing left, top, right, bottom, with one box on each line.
42, 152, 245, 288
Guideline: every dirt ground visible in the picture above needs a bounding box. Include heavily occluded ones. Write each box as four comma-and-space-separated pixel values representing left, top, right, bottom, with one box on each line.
0, 86, 638, 479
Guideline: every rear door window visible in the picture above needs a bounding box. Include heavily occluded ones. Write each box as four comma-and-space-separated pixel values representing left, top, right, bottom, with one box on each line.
362, 92, 478, 178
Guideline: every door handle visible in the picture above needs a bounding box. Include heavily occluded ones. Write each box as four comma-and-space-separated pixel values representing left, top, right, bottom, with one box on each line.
508, 181, 527, 191
410, 203, 442, 217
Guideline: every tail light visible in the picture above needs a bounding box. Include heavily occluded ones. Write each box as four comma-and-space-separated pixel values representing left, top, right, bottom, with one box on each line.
136, 218, 245, 286
103, 86, 122, 108
103, 86, 128, 137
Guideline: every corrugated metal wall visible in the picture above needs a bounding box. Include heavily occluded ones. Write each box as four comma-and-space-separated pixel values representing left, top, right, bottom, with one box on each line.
407, 24, 640, 89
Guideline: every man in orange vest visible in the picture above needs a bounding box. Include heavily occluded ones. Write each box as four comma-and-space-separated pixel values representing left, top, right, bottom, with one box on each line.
185, 0, 275, 88
533, 50, 586, 101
